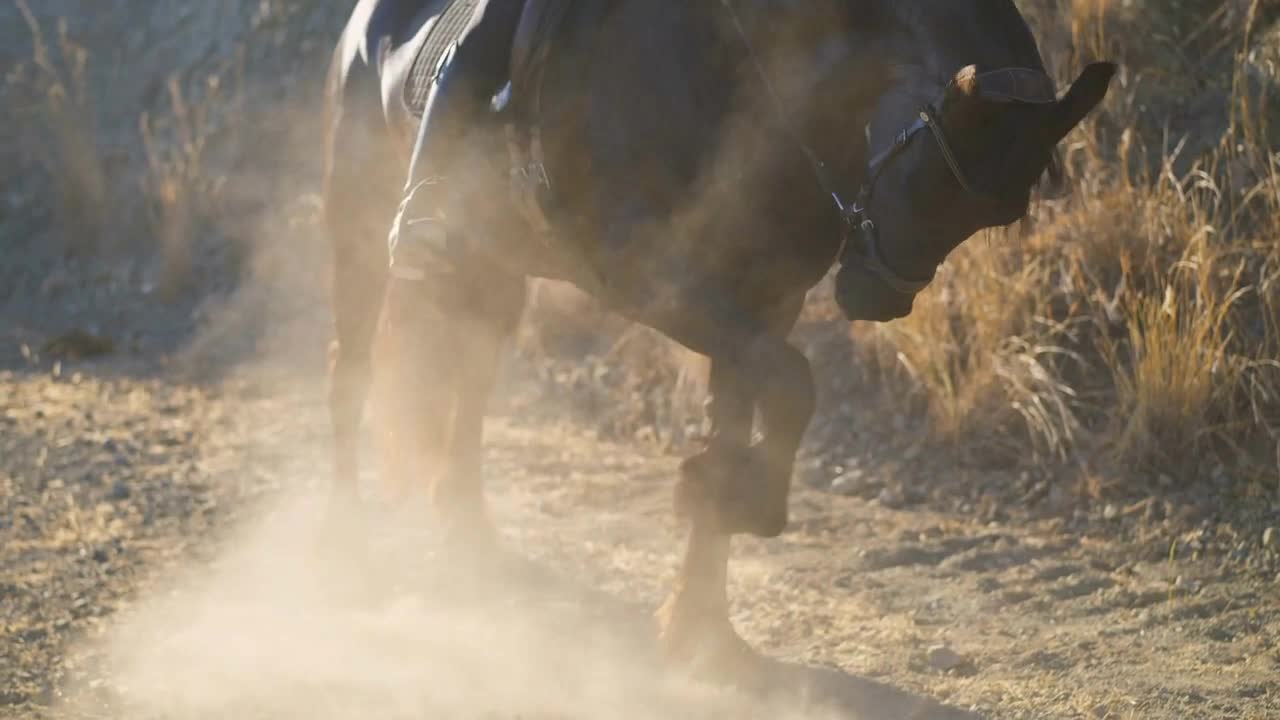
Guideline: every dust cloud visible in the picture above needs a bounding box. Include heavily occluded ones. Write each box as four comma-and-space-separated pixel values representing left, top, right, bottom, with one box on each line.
60, 489, 844, 720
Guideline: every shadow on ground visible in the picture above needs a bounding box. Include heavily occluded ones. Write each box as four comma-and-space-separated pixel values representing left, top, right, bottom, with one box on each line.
62, 494, 979, 720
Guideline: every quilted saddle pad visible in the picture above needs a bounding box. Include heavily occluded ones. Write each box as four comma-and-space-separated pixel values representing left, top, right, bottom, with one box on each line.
403, 0, 484, 116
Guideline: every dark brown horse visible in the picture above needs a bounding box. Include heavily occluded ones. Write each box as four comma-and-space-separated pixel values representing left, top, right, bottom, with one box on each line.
321, 0, 1116, 680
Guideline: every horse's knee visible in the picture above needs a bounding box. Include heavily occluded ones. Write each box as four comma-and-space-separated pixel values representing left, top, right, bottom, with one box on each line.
749, 501, 788, 539
673, 335, 810, 538
676, 444, 790, 538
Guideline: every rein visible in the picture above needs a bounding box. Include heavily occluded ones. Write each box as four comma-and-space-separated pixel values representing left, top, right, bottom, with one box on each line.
715, 0, 1054, 296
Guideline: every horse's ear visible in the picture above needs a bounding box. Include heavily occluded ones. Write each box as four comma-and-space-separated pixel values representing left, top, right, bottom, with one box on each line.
1044, 62, 1117, 144
944, 65, 981, 102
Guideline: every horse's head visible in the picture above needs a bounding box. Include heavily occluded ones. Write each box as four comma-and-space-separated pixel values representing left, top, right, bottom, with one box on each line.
833, 61, 1116, 322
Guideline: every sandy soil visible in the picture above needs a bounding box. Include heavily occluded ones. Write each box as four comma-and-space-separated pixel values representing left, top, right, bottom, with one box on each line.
2, 344, 1277, 720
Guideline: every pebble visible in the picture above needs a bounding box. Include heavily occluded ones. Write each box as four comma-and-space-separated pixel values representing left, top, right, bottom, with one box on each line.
107, 481, 130, 501
1047, 483, 1068, 510
1229, 541, 1250, 564
877, 486, 904, 509
927, 644, 967, 671
797, 462, 830, 490
1103, 503, 1119, 520
829, 469, 868, 497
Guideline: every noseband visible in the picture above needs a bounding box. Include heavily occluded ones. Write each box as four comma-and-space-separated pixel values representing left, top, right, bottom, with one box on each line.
820, 99, 973, 295
718, 0, 1057, 296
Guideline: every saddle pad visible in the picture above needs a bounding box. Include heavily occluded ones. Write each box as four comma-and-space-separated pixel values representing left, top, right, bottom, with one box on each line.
403, 0, 484, 116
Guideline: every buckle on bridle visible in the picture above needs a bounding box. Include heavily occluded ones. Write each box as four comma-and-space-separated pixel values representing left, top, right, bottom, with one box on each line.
840, 201, 863, 228
834, 188, 932, 297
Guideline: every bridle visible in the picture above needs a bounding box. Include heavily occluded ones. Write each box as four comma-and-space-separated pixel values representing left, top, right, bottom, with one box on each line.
814, 97, 976, 295
717, 0, 1057, 296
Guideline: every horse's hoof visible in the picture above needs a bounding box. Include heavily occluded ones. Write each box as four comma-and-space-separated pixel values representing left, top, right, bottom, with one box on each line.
676, 445, 788, 538
655, 594, 768, 690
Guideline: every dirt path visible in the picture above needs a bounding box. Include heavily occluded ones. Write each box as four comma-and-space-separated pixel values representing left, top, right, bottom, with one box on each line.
2, 361, 1278, 720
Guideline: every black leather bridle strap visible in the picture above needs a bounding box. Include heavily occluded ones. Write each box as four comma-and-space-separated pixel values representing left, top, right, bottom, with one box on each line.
716, 0, 854, 221
716, 0, 932, 295
715, 0, 998, 296
920, 106, 978, 195
865, 116, 925, 179
861, 103, 978, 204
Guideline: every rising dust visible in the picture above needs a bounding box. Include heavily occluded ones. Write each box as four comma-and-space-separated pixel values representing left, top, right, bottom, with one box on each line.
58, 486, 843, 720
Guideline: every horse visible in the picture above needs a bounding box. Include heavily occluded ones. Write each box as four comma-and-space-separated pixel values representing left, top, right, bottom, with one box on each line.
321, 0, 1116, 681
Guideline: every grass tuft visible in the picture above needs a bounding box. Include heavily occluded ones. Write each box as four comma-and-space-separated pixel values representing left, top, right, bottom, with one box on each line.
9, 0, 108, 253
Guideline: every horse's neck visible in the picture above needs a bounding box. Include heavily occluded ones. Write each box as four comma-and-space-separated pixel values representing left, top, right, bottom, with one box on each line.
726, 0, 1051, 189
752, 0, 906, 169
724, 0, 996, 184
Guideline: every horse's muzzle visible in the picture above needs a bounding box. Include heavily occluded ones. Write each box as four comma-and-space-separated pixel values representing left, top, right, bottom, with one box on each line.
833, 263, 917, 322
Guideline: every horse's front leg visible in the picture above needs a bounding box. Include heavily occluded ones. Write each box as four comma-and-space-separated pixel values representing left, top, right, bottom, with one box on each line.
431, 265, 526, 549
657, 358, 757, 679
371, 256, 524, 554
656, 297, 813, 685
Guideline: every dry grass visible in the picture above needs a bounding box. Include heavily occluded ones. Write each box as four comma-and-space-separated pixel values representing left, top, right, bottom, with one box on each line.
6, 2, 247, 296
7, 0, 108, 253
140, 70, 241, 300
854, 0, 1280, 484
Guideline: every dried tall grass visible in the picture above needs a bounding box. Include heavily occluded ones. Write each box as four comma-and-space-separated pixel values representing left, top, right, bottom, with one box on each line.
140, 73, 238, 300
7, 2, 247, 298
9, 0, 108, 253
856, 0, 1280, 484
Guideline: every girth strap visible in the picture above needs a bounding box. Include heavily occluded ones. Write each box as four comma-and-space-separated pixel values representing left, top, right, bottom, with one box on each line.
501, 0, 575, 233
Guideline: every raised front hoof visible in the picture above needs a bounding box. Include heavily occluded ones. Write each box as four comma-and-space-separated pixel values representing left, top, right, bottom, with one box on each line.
676, 446, 789, 538
655, 595, 769, 691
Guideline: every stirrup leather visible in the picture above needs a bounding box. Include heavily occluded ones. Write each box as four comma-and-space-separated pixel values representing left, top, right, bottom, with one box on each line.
504, 119, 555, 234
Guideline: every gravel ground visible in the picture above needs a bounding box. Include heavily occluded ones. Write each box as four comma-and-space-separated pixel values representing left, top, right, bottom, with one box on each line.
1, 340, 1277, 719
